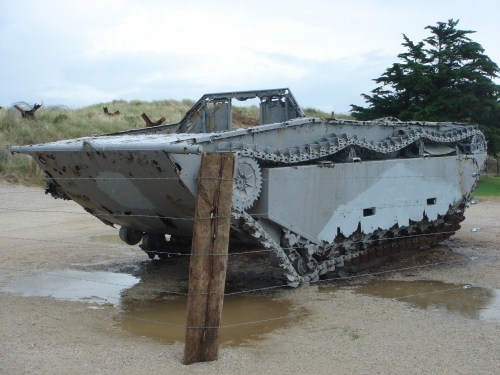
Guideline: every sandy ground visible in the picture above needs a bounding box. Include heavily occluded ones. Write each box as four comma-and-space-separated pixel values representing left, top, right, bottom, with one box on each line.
1, 181, 500, 375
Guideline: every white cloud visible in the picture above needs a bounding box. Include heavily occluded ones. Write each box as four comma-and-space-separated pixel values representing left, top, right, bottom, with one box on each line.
80, 1, 402, 62
1, 0, 499, 111
36, 83, 127, 107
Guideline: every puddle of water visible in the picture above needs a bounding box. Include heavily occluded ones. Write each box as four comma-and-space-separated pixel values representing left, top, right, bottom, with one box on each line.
320, 280, 500, 321
89, 234, 124, 245
118, 295, 297, 346
2, 270, 139, 306
3, 269, 298, 346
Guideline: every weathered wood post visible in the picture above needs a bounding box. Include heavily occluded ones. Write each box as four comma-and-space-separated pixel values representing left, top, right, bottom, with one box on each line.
184, 152, 235, 365
5, 145, 12, 164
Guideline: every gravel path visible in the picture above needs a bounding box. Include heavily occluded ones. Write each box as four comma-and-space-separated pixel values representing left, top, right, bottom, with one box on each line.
1, 181, 499, 374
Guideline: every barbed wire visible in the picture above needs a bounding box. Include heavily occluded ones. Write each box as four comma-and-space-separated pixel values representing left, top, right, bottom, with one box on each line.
0, 190, 48, 195
391, 285, 467, 300
109, 229, 461, 257
0, 235, 132, 249
0, 208, 99, 215
43, 271, 189, 296
114, 312, 310, 330
1, 173, 481, 183
310, 258, 475, 286
0, 197, 477, 220
0, 218, 93, 234
0, 234, 272, 257
0, 257, 480, 299
0, 227, 465, 258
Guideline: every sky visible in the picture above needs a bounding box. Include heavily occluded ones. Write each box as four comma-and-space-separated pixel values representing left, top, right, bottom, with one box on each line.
1, 0, 499, 113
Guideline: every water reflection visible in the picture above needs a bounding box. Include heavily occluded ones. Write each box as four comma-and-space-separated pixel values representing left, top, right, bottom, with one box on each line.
321, 280, 500, 321
3, 270, 139, 306
118, 295, 297, 346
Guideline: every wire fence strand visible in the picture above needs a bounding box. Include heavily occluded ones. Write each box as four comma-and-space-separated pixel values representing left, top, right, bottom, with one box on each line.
116, 313, 311, 330
0, 227, 465, 257
1, 173, 480, 182
0, 199, 475, 220
0, 257, 480, 299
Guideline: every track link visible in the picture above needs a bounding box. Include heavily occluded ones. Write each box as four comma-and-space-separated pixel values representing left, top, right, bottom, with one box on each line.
233, 201, 466, 287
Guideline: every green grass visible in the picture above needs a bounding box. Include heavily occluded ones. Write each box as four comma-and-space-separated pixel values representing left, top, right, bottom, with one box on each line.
474, 175, 500, 196
1, 100, 352, 183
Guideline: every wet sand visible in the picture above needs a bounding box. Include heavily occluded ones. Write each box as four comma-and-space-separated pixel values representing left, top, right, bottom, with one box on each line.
1, 181, 500, 374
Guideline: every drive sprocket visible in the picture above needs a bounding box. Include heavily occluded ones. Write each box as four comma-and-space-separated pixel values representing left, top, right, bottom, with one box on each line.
232, 156, 262, 210
470, 133, 487, 153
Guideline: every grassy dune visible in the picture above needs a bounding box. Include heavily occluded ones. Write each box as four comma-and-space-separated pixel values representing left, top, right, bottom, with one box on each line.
0, 100, 194, 184
0, 100, 353, 184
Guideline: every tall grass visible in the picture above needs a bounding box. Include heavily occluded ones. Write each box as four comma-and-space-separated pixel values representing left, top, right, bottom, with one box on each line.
0, 100, 354, 184
302, 107, 353, 120
0, 100, 195, 183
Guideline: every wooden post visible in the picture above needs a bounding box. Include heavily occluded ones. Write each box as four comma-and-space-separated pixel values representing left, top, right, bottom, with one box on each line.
5, 145, 11, 163
184, 152, 235, 365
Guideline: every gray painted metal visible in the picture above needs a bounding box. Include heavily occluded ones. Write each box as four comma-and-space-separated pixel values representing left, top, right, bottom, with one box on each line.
11, 88, 487, 286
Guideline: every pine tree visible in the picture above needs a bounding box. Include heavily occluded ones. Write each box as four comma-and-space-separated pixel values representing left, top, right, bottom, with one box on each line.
351, 19, 500, 156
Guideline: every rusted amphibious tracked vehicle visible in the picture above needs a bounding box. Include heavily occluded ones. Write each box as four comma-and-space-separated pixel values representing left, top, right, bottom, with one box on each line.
12, 89, 487, 286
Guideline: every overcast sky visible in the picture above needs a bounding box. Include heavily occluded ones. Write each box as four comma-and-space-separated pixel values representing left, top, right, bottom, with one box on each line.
1, 0, 499, 113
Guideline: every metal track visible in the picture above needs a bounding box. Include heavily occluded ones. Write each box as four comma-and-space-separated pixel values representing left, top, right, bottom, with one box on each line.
223, 124, 484, 164
233, 203, 464, 287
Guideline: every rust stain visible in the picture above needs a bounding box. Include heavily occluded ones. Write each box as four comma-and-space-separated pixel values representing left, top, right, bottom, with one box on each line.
71, 194, 91, 202
36, 153, 47, 164
166, 194, 193, 214
70, 194, 105, 215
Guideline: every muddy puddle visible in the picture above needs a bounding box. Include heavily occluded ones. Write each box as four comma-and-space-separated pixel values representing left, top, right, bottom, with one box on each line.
2, 270, 140, 306
320, 280, 500, 321
3, 269, 298, 346
118, 295, 297, 346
